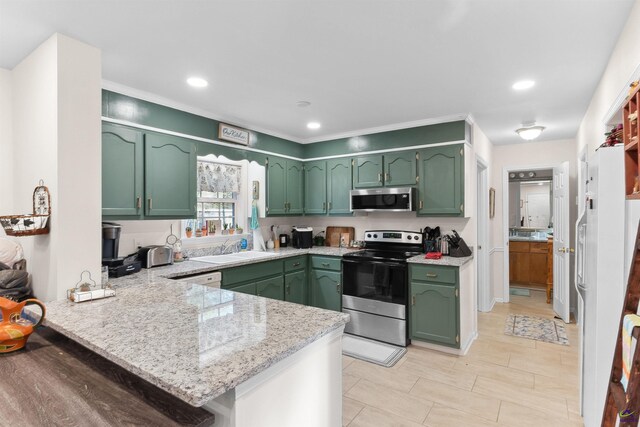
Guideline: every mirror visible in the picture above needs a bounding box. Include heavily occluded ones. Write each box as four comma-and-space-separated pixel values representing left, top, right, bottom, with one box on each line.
508, 174, 553, 230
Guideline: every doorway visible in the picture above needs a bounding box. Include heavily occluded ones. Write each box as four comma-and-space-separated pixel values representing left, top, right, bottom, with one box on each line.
502, 163, 572, 323
476, 157, 490, 312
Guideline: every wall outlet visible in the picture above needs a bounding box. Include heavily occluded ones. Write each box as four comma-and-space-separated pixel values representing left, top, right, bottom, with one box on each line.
134, 239, 143, 249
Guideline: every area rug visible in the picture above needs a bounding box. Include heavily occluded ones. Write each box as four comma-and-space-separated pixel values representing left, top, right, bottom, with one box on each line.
504, 314, 569, 346
509, 287, 531, 297
342, 334, 406, 367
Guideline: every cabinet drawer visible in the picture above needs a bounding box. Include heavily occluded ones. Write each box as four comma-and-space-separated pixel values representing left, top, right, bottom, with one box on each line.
530, 242, 548, 253
221, 260, 283, 286
410, 264, 457, 285
310, 256, 341, 271
509, 241, 530, 253
284, 256, 307, 273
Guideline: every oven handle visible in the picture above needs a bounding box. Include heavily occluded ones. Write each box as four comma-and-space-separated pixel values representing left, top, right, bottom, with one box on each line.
341, 259, 407, 268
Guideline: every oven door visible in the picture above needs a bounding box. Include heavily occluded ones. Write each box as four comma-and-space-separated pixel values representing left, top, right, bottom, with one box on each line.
342, 258, 407, 306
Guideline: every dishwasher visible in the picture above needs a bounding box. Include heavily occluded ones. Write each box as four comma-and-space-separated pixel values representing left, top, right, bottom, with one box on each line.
170, 271, 222, 288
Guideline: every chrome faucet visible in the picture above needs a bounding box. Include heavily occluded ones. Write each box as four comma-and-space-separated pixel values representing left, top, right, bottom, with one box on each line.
219, 239, 236, 255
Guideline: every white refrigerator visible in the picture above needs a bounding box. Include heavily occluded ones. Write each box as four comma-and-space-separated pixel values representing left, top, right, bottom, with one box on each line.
576, 144, 626, 427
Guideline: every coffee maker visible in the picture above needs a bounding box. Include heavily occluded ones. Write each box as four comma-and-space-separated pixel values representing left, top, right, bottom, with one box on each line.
102, 222, 141, 277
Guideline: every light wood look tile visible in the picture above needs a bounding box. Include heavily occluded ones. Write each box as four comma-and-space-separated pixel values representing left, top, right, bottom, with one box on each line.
346, 379, 433, 423
345, 360, 419, 393
343, 397, 364, 426
453, 359, 535, 389
423, 404, 499, 427
343, 373, 361, 394
349, 406, 426, 427
498, 401, 583, 427
398, 359, 477, 391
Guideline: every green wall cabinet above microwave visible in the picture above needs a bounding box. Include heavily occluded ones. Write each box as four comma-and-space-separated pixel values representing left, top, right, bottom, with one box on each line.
102, 123, 197, 220
352, 152, 417, 189
417, 144, 464, 217
266, 157, 304, 216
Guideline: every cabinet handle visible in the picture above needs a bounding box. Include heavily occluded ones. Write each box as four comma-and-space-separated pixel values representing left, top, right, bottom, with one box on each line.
419, 200, 424, 209
328, 201, 332, 210
286, 285, 290, 295
378, 173, 382, 182
148, 198, 153, 210
385, 172, 390, 181
426, 273, 438, 278
323, 202, 326, 210
321, 262, 330, 267
455, 289, 459, 297
136, 196, 141, 209
336, 283, 341, 293
293, 262, 300, 267
412, 295, 416, 306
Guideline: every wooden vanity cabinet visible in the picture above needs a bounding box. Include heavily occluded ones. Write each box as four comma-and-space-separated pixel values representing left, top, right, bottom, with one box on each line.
509, 240, 551, 290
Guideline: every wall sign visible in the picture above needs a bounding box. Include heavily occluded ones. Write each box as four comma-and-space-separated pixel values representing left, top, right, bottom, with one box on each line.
219, 123, 250, 146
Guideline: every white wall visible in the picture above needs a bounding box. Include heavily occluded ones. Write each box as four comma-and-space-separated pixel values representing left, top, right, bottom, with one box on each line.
9, 34, 101, 301
490, 138, 577, 307
0, 68, 12, 228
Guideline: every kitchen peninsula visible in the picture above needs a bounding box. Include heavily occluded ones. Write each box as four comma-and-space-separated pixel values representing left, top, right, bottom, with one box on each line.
30, 249, 351, 427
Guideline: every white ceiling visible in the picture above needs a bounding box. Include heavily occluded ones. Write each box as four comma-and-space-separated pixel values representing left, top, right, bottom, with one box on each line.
0, 0, 635, 145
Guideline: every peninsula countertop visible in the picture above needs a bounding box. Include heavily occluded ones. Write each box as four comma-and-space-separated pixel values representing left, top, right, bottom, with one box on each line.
32, 269, 349, 407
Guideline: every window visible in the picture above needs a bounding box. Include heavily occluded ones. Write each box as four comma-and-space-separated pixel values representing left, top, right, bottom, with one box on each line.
196, 190, 237, 230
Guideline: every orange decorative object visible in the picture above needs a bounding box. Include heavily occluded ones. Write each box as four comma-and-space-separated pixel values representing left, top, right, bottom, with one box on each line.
0, 297, 46, 353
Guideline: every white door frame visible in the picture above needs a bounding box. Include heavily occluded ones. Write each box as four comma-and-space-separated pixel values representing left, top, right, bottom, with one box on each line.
502, 162, 565, 303
476, 156, 491, 312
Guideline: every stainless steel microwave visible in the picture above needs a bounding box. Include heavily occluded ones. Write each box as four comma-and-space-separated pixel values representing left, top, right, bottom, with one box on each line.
350, 187, 417, 212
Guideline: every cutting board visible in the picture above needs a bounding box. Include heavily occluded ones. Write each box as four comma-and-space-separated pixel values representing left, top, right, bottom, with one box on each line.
325, 226, 355, 247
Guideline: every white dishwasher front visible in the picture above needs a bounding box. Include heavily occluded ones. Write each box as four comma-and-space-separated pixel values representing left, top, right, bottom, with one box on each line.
174, 271, 222, 288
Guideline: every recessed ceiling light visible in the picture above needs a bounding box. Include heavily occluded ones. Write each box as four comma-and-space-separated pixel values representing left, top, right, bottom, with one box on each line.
297, 101, 311, 108
307, 122, 321, 130
186, 77, 208, 88
512, 80, 535, 91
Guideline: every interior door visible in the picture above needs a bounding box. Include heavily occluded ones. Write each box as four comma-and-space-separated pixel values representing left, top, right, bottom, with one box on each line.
553, 161, 571, 323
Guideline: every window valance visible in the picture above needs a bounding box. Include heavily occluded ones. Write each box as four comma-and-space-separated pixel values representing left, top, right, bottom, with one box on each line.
197, 161, 241, 193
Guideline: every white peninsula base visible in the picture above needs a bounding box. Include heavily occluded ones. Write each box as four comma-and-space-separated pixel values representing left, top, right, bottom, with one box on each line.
204, 327, 344, 427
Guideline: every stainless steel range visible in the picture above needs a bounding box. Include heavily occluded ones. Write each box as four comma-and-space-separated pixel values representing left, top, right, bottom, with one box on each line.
342, 230, 423, 347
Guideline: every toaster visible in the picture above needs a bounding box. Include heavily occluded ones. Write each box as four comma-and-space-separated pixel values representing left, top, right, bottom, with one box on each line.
137, 245, 174, 268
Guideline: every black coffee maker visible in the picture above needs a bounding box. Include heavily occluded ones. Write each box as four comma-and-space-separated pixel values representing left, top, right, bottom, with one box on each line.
102, 222, 122, 263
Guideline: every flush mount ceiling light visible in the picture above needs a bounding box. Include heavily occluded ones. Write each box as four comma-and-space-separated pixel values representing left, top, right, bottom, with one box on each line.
186, 77, 208, 88
307, 122, 321, 130
515, 123, 545, 140
512, 80, 535, 90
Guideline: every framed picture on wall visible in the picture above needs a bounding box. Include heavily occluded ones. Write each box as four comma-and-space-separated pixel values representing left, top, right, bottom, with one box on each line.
489, 187, 496, 219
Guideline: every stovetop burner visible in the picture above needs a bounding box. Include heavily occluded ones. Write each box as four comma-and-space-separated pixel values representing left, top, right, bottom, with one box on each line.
343, 249, 423, 262
343, 230, 425, 262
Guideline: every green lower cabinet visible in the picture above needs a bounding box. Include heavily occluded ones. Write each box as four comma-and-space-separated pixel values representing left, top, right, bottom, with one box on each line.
417, 144, 464, 216
256, 276, 284, 300
327, 158, 352, 215
410, 282, 459, 346
284, 270, 307, 305
228, 282, 257, 296
310, 269, 341, 312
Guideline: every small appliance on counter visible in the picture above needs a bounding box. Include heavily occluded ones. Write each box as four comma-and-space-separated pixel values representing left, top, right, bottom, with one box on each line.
279, 234, 289, 248
291, 227, 313, 249
102, 222, 142, 277
137, 245, 174, 268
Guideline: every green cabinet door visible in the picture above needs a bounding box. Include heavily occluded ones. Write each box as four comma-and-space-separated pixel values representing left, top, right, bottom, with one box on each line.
304, 161, 327, 215
384, 151, 417, 187
311, 270, 342, 312
285, 270, 307, 305
286, 160, 304, 215
144, 133, 197, 218
267, 157, 287, 215
417, 145, 464, 216
410, 282, 458, 346
229, 282, 257, 296
102, 123, 144, 217
256, 276, 284, 300
352, 155, 384, 188
327, 158, 352, 215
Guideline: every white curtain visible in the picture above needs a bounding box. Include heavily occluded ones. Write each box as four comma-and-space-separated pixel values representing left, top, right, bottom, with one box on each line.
198, 162, 241, 193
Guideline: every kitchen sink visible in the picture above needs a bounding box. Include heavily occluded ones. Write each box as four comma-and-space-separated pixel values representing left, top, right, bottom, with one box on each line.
190, 251, 274, 265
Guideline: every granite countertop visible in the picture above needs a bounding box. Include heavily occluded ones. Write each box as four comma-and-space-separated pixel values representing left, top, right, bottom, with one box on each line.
407, 253, 473, 267
34, 279, 349, 407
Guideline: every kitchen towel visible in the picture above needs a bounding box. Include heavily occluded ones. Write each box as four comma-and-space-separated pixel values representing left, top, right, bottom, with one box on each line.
621, 314, 640, 391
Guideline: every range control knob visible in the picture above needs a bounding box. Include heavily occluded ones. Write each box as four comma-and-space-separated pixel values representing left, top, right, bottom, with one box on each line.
407, 235, 412, 240
414, 235, 419, 240
367, 233, 372, 238
373, 234, 378, 238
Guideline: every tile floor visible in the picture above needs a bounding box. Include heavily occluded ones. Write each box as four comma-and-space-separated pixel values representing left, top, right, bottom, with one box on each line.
342, 290, 583, 426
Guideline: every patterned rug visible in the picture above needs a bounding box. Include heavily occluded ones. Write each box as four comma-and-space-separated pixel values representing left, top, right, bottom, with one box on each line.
504, 314, 569, 346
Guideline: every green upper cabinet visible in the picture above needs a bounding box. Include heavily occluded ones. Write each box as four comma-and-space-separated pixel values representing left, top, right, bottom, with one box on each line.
327, 158, 352, 215
304, 161, 327, 215
410, 281, 459, 346
417, 144, 464, 216
102, 123, 144, 217
352, 152, 417, 189
286, 161, 304, 215
267, 157, 287, 215
267, 157, 304, 216
352, 155, 384, 188
144, 133, 197, 218
384, 151, 417, 187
